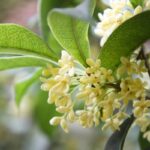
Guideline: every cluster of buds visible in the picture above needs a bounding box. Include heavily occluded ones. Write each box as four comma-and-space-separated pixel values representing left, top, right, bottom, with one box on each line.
40, 0, 150, 143
41, 50, 150, 142
95, 0, 150, 46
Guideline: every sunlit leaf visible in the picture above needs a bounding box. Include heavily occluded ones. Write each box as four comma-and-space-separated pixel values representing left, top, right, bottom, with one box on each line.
99, 11, 150, 69
0, 24, 57, 63
48, 0, 96, 65
39, 0, 82, 56
130, 0, 143, 8
105, 115, 135, 150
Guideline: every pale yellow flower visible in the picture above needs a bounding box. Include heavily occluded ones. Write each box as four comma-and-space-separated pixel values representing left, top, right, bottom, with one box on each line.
100, 93, 121, 121
136, 60, 147, 74
55, 95, 70, 107
95, 0, 143, 46
100, 67, 114, 83
41, 78, 57, 91
120, 78, 145, 104
145, 0, 150, 9
42, 64, 59, 77
77, 110, 94, 128
102, 118, 120, 131
47, 77, 70, 104
67, 110, 76, 122
58, 50, 75, 76
93, 106, 101, 126
117, 57, 146, 78
77, 85, 102, 105
133, 99, 150, 117
117, 57, 137, 76
60, 119, 69, 133
134, 114, 150, 132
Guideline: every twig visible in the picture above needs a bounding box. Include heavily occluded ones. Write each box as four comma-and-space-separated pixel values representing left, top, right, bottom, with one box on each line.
105, 83, 121, 91
137, 47, 150, 76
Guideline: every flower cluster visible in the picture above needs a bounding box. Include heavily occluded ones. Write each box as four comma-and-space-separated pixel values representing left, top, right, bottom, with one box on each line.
95, 0, 150, 46
39, 0, 150, 144
41, 51, 76, 133
41, 50, 150, 142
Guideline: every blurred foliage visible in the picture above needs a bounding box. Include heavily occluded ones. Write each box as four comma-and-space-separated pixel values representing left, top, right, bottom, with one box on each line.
33, 86, 59, 138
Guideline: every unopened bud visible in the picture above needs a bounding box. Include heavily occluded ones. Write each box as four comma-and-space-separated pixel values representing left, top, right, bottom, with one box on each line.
50, 117, 61, 126
60, 119, 69, 133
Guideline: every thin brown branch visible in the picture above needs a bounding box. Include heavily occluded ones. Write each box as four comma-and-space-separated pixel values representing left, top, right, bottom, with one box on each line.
105, 83, 121, 91
137, 47, 150, 76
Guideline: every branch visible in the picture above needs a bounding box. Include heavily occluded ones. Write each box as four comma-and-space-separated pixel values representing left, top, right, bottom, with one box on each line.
137, 47, 150, 76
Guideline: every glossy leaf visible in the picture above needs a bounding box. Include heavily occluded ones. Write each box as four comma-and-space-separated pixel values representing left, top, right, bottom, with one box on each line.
0, 24, 57, 63
139, 131, 150, 150
39, 0, 62, 57
130, 0, 143, 8
99, 11, 150, 69
105, 115, 135, 150
15, 69, 42, 106
48, 0, 96, 65
0, 56, 48, 70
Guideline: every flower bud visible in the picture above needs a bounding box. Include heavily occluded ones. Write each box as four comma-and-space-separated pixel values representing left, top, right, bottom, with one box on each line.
60, 119, 69, 133
50, 117, 61, 126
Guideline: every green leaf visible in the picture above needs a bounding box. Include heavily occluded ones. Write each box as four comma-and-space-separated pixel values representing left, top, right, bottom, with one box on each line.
99, 11, 150, 69
38, 0, 81, 56
0, 56, 48, 70
130, 0, 143, 8
39, 0, 80, 41
34, 88, 59, 138
47, 33, 62, 57
39, 0, 62, 57
0, 24, 57, 63
15, 69, 42, 106
105, 115, 135, 150
139, 131, 150, 150
48, 0, 96, 65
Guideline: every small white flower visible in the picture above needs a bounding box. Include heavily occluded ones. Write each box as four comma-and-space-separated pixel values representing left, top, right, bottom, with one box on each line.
58, 50, 75, 76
